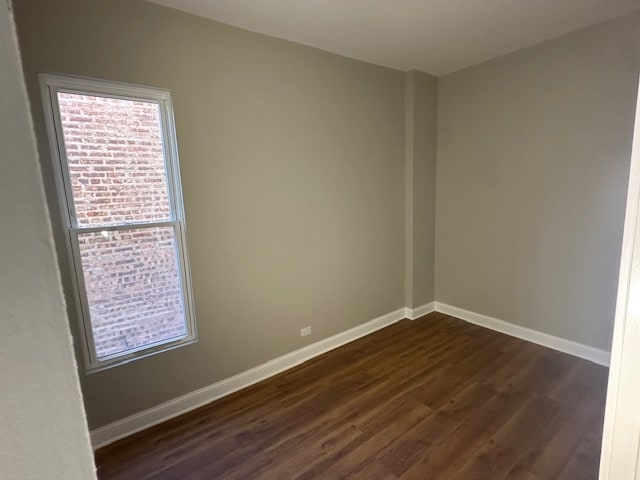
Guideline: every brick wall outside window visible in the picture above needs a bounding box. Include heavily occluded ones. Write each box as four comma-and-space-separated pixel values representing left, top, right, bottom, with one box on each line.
58, 94, 187, 358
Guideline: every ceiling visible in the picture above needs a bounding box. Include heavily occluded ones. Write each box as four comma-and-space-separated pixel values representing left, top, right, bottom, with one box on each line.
149, 0, 640, 75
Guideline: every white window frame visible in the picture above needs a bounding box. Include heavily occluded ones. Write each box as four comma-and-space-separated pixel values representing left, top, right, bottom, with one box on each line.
39, 73, 197, 372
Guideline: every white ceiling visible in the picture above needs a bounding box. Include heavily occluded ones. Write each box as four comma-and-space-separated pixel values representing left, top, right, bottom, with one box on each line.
149, 0, 640, 75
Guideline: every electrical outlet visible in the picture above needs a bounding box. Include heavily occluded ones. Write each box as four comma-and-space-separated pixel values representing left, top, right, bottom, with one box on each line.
300, 326, 311, 337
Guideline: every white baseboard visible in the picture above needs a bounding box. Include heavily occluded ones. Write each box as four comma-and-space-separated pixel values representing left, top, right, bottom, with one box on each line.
90, 307, 406, 450
404, 302, 435, 320
91, 300, 610, 449
434, 302, 610, 367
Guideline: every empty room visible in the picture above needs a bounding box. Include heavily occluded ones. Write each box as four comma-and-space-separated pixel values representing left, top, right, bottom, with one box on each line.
4, 0, 640, 479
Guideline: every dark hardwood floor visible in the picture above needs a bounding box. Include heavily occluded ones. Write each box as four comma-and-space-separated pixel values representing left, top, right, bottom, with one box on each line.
95, 313, 608, 479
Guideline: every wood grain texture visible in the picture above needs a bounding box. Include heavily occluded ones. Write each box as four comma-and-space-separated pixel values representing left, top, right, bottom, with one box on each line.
95, 313, 608, 479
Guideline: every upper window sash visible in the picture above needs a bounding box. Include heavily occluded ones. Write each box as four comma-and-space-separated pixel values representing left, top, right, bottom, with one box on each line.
56, 92, 173, 228
41, 74, 185, 230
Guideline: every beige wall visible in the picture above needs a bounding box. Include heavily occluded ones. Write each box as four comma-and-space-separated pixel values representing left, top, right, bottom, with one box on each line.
436, 12, 640, 350
14, 0, 639, 433
404, 70, 437, 308
0, 3, 96, 478
14, 0, 406, 428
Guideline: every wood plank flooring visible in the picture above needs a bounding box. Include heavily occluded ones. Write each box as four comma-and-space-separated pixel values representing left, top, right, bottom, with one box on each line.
95, 313, 608, 479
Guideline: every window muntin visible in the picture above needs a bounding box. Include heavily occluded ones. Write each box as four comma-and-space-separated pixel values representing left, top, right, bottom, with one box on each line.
41, 74, 196, 371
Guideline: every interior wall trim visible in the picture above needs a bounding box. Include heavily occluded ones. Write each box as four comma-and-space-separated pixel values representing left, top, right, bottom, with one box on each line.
434, 302, 610, 367
90, 306, 410, 449
91, 300, 609, 449
405, 301, 436, 320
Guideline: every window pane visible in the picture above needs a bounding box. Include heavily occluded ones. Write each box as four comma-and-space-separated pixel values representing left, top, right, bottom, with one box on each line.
77, 226, 186, 359
57, 93, 172, 227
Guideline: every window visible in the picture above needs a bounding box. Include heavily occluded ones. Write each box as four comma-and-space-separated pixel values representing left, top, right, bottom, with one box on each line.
40, 74, 196, 371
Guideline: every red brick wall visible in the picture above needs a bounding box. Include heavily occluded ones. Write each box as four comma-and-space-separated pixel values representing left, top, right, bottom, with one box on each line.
58, 93, 187, 358
58, 93, 171, 226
